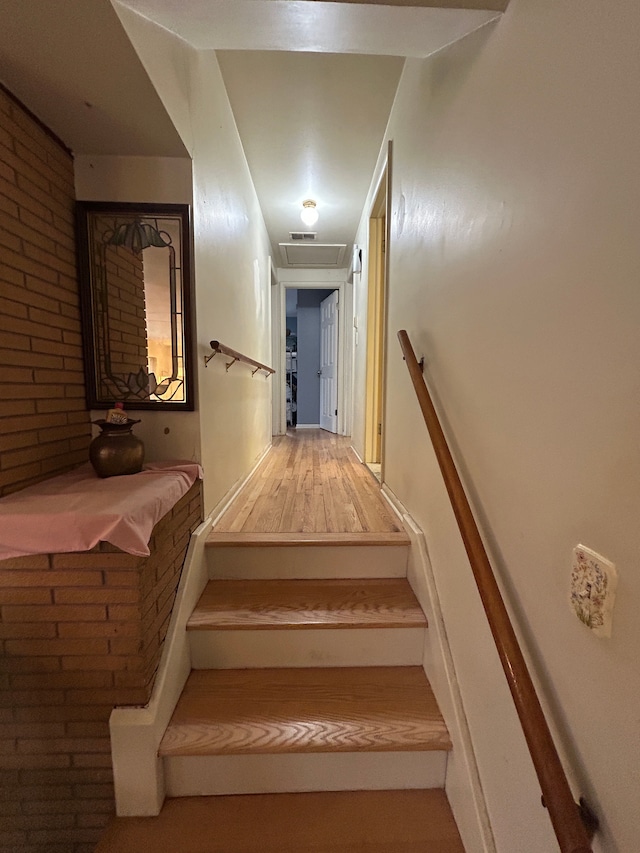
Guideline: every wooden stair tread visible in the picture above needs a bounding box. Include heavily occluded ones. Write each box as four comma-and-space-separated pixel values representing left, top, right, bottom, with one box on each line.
187, 578, 428, 631
159, 667, 451, 757
206, 531, 410, 546
95, 789, 465, 853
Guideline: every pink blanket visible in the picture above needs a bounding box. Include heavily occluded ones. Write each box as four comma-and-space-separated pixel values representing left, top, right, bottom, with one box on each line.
0, 461, 203, 560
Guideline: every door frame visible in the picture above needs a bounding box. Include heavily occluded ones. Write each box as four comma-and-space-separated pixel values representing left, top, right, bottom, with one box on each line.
273, 276, 350, 436
319, 290, 339, 433
269, 257, 281, 436
364, 143, 392, 472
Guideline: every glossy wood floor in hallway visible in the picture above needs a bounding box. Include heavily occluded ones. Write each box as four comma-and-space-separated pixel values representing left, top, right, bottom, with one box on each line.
212, 430, 402, 535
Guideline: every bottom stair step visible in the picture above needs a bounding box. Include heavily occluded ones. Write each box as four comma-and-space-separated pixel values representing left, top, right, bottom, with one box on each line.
159, 666, 451, 796
95, 789, 466, 853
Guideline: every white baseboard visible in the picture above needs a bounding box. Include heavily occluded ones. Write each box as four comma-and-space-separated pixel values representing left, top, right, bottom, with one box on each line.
381, 485, 496, 853
350, 444, 364, 465
109, 516, 212, 816
294, 423, 321, 429
206, 442, 272, 524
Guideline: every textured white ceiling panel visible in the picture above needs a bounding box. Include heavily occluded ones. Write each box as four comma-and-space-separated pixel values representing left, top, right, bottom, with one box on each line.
280, 243, 346, 267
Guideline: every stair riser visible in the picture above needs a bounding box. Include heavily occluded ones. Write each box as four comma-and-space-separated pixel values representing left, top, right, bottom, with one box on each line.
164, 751, 447, 797
189, 627, 426, 669
206, 545, 408, 579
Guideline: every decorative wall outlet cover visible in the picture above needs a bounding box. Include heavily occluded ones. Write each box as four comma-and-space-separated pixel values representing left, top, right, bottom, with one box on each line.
570, 545, 618, 638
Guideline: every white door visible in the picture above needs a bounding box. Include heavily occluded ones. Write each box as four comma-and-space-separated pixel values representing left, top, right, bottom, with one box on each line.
319, 291, 338, 433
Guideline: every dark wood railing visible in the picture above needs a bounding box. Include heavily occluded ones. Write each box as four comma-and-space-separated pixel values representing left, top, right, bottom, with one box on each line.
204, 340, 275, 376
398, 329, 595, 853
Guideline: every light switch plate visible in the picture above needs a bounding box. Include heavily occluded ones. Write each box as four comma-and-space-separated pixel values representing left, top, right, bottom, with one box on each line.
570, 545, 618, 638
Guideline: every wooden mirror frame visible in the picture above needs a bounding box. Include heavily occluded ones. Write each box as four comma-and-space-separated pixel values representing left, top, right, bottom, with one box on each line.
76, 201, 194, 411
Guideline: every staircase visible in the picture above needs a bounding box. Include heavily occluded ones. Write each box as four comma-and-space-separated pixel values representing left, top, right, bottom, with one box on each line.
99, 434, 464, 851
159, 533, 452, 797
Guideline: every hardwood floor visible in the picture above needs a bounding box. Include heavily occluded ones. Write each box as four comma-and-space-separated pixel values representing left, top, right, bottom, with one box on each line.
187, 578, 427, 630
159, 667, 451, 757
212, 430, 402, 535
95, 789, 466, 853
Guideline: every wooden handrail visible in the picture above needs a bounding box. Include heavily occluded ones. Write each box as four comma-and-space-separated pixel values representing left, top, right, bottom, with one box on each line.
204, 340, 275, 376
398, 330, 594, 853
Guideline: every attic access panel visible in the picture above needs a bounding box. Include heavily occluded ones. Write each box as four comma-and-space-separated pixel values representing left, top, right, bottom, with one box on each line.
279, 243, 346, 268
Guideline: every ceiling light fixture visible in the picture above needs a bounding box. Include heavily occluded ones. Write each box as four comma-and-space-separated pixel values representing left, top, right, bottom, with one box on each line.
300, 199, 319, 227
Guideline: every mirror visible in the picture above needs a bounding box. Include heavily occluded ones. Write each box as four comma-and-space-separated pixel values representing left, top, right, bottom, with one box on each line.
76, 202, 194, 410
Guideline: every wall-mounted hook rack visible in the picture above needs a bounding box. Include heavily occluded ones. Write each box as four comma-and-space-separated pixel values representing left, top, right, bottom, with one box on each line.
204, 340, 275, 378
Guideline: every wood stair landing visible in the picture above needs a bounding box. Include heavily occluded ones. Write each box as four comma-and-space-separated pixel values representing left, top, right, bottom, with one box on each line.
211, 431, 403, 537
188, 578, 427, 630
95, 789, 466, 853
159, 667, 450, 757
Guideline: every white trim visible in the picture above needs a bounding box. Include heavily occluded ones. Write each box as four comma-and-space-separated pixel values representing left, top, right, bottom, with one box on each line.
295, 423, 321, 429
379, 483, 405, 525
189, 626, 425, 669
381, 484, 497, 853
164, 750, 447, 797
270, 259, 282, 435
273, 272, 351, 437
206, 442, 272, 523
208, 542, 408, 580
109, 517, 212, 816
350, 443, 364, 465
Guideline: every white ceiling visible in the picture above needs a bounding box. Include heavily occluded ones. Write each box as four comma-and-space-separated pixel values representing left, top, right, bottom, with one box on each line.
114, 0, 502, 56
215, 50, 404, 265
0, 0, 187, 157
0, 0, 505, 268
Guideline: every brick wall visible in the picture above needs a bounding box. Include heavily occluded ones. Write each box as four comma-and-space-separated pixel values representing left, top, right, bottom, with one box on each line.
0, 85, 91, 497
0, 84, 204, 851
0, 482, 203, 853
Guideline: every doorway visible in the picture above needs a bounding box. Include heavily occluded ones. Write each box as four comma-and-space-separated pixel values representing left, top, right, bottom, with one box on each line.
273, 277, 350, 437
285, 288, 337, 430
364, 162, 389, 469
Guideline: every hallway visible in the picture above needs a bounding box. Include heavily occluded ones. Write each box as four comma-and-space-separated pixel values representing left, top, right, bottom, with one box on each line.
0, 1, 636, 848
212, 430, 402, 536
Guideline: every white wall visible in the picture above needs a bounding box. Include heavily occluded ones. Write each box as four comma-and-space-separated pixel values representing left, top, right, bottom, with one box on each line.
355, 1, 640, 850
187, 48, 273, 512
112, 2, 194, 155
